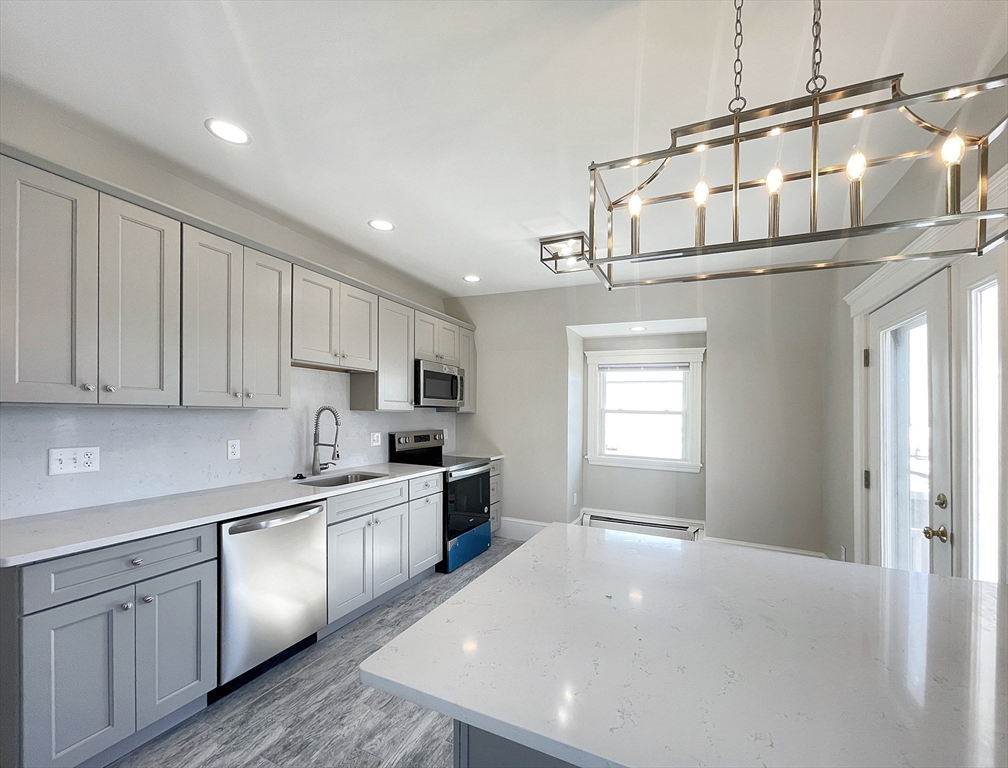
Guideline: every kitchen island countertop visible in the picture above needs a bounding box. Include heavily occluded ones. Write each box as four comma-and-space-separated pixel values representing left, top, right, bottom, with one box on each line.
361, 522, 1007, 768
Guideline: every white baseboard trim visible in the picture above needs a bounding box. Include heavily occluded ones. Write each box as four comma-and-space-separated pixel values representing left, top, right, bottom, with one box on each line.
578, 507, 705, 530
498, 516, 548, 542
703, 536, 827, 559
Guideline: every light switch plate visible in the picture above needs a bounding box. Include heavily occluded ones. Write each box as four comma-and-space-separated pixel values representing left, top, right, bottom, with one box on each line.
48, 447, 100, 476
371, 433, 381, 447
228, 440, 240, 460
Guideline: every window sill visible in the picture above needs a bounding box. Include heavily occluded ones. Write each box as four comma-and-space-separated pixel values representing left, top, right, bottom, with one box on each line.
585, 455, 703, 473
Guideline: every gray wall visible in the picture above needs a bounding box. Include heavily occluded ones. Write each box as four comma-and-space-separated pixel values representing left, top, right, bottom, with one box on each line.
0, 368, 455, 519
447, 270, 838, 554
0, 79, 447, 311
580, 333, 706, 521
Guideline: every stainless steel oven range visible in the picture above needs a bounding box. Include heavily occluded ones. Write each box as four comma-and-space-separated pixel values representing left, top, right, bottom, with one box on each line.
389, 430, 491, 572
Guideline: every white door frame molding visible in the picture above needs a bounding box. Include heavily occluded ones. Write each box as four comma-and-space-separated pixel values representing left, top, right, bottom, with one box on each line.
845, 165, 1007, 566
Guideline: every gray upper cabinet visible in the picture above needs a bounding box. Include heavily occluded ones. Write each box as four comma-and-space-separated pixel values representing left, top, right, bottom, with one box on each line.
0, 156, 99, 404
414, 311, 438, 361
415, 310, 461, 366
350, 297, 414, 411
134, 561, 217, 730
458, 327, 476, 414
292, 265, 341, 368
438, 320, 460, 366
242, 248, 292, 407
98, 195, 181, 406
339, 283, 378, 371
291, 266, 377, 372
181, 225, 244, 407
21, 585, 137, 768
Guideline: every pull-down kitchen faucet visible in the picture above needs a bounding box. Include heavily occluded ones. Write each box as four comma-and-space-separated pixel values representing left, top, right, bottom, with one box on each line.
311, 406, 341, 475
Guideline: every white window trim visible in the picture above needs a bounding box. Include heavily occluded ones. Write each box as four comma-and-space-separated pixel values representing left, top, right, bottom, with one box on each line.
585, 347, 705, 473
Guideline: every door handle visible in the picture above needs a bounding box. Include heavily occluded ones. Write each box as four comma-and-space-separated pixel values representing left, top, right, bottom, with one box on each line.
227, 505, 323, 535
934, 493, 948, 509
922, 525, 948, 543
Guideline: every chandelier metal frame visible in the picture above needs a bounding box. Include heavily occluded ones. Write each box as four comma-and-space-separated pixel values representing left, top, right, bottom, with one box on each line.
582, 72, 1007, 290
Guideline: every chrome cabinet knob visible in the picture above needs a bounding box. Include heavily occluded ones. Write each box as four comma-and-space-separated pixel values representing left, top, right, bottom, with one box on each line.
131, 558, 143, 566
367, 521, 372, 527
934, 493, 948, 510
106, 385, 117, 393
121, 602, 134, 611
247, 392, 254, 399
142, 595, 154, 604
83, 383, 96, 392
235, 392, 243, 398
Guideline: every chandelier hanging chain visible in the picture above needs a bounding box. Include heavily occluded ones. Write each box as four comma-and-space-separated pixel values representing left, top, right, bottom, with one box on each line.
728, 0, 747, 113
805, 0, 827, 94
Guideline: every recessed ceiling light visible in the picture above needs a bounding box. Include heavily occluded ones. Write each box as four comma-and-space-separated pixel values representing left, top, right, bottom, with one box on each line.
629, 325, 646, 332
463, 275, 481, 283
205, 118, 250, 144
368, 220, 395, 231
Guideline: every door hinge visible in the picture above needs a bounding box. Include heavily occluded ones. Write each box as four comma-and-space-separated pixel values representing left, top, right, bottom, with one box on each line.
863, 348, 870, 367
864, 470, 871, 489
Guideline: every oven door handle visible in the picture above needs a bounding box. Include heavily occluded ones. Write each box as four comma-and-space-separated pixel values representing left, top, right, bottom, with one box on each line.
448, 465, 490, 482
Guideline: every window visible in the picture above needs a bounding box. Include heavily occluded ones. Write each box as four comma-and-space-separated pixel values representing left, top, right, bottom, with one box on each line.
586, 348, 704, 472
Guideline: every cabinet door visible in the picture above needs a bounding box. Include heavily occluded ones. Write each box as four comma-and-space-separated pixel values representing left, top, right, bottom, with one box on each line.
21, 585, 136, 768
327, 515, 373, 623
373, 503, 409, 598
181, 225, 243, 406
291, 265, 341, 368
98, 195, 181, 406
414, 311, 438, 361
134, 561, 217, 730
0, 156, 99, 404
242, 248, 291, 407
458, 327, 476, 413
438, 320, 461, 366
408, 494, 444, 577
377, 298, 414, 411
339, 283, 378, 371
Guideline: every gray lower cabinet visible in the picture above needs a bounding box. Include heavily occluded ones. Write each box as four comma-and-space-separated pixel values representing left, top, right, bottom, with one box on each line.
327, 501, 410, 624
408, 494, 443, 577
134, 561, 218, 730
21, 585, 136, 768
15, 556, 217, 768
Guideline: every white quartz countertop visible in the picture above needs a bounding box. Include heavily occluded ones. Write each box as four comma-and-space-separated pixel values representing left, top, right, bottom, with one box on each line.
360, 523, 1007, 768
0, 463, 443, 567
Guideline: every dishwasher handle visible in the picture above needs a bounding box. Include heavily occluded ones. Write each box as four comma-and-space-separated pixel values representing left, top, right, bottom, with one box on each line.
226, 504, 324, 535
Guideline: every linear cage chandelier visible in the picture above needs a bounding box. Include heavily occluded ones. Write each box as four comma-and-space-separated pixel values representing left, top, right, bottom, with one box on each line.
539, 0, 1008, 289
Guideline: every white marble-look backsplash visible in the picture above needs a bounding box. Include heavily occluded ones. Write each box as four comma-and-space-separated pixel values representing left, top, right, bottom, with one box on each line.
0, 368, 455, 519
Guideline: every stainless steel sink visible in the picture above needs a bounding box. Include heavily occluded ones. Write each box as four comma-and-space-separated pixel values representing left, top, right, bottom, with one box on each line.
296, 472, 387, 488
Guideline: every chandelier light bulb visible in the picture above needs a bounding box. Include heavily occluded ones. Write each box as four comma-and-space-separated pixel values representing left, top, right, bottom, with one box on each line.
693, 180, 710, 207
559, 242, 573, 257
628, 192, 643, 217
845, 147, 867, 181
766, 166, 784, 195
941, 132, 966, 166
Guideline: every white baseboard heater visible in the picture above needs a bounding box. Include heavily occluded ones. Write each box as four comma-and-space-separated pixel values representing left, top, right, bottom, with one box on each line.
580, 508, 703, 541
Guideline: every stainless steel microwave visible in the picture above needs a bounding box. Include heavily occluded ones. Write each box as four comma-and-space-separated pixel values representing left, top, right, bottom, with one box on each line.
415, 359, 462, 408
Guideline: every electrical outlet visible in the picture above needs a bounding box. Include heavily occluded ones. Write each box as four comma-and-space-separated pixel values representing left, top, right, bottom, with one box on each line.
48, 447, 100, 476
228, 440, 240, 460
370, 433, 381, 447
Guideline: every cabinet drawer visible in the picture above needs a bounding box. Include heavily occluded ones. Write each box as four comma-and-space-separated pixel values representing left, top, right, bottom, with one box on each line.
21, 525, 217, 615
327, 480, 408, 525
489, 475, 502, 505
489, 459, 501, 477
490, 502, 501, 533
409, 473, 443, 499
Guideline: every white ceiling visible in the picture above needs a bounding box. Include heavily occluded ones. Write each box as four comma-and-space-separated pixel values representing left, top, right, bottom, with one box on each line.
1, 1, 1005, 297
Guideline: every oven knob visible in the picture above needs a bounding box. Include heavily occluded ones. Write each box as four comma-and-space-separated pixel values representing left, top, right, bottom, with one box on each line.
398, 437, 408, 444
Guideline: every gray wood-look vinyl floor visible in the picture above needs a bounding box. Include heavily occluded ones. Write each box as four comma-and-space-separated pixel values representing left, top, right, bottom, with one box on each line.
111, 537, 523, 768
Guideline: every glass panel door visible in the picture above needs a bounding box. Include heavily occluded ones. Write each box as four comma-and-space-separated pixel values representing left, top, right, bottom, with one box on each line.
868, 269, 953, 576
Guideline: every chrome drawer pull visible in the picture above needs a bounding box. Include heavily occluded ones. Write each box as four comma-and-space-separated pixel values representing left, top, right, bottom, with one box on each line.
131, 558, 144, 566
121, 602, 133, 611
143, 595, 155, 604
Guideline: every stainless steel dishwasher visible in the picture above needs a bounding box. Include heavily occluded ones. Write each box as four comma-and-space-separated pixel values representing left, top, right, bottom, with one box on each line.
219, 501, 327, 684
